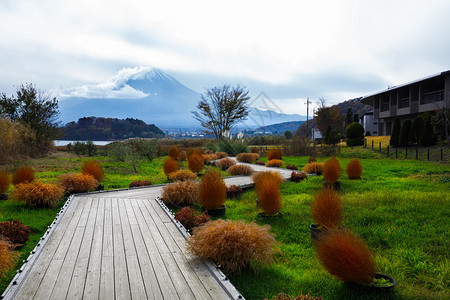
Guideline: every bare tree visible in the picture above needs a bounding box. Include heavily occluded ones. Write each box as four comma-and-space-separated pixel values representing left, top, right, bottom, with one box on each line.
192, 85, 250, 140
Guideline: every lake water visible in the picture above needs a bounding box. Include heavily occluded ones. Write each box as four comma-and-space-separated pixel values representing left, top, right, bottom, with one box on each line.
54, 140, 112, 146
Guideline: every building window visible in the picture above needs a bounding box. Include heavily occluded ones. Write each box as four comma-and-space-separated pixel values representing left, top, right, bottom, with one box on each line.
398, 97, 409, 108
421, 90, 444, 104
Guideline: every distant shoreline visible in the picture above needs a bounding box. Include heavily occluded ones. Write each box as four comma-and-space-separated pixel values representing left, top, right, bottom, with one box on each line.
54, 140, 112, 146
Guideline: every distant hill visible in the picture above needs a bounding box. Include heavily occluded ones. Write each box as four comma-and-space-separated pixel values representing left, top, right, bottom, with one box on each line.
62, 117, 164, 140
332, 97, 371, 116
251, 121, 305, 135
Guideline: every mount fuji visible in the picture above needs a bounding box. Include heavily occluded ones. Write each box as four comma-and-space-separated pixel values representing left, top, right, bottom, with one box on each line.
58, 66, 305, 129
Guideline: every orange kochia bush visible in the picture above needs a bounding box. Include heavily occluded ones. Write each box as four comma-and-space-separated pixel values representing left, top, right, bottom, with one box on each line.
187, 219, 279, 274
163, 157, 179, 176
310, 188, 342, 229
215, 157, 236, 169
267, 149, 282, 160
199, 170, 226, 210
0, 239, 19, 278
0, 171, 11, 194
252, 171, 284, 187
59, 173, 98, 194
323, 157, 341, 183
13, 181, 63, 208
236, 153, 259, 163
81, 160, 104, 182
227, 164, 254, 176
12, 166, 34, 185
266, 159, 284, 168
168, 170, 197, 182
316, 229, 376, 285
187, 151, 204, 174
256, 177, 282, 215
303, 162, 324, 175
346, 159, 362, 179
161, 180, 200, 206
168, 146, 180, 160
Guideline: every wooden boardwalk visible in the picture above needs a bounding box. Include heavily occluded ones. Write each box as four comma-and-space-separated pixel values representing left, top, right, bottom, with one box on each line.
2, 161, 293, 300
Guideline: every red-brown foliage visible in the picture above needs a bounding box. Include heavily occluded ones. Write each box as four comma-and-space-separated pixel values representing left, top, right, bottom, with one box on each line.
13, 181, 63, 208
187, 219, 278, 274
308, 156, 317, 163
174, 207, 210, 231
168, 146, 180, 160
168, 170, 197, 181
316, 229, 376, 285
59, 173, 98, 194
187, 151, 204, 174
0, 219, 31, 247
129, 180, 152, 188
303, 162, 324, 175
290, 171, 307, 182
215, 157, 236, 169
12, 166, 34, 185
203, 154, 217, 163
81, 160, 104, 182
267, 148, 282, 160
227, 164, 254, 176
0, 171, 11, 194
286, 164, 298, 170
161, 180, 200, 206
255, 160, 266, 165
346, 159, 363, 179
266, 159, 284, 168
0, 239, 19, 278
163, 157, 179, 176
252, 171, 284, 187
236, 153, 259, 163
256, 177, 282, 215
323, 157, 341, 183
215, 151, 228, 159
311, 188, 342, 229
199, 169, 226, 210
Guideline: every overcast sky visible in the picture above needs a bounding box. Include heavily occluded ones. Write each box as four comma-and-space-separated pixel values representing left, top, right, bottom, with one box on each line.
1, 0, 450, 116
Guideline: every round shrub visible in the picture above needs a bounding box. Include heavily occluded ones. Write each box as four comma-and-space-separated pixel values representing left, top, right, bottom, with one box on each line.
390, 118, 401, 147
286, 165, 298, 170
227, 164, 254, 176
59, 173, 98, 194
0, 219, 31, 247
12, 166, 34, 185
267, 149, 282, 160
163, 157, 179, 177
161, 180, 199, 206
252, 171, 284, 187
256, 177, 282, 215
168, 170, 197, 182
168, 146, 180, 160
187, 219, 278, 274
323, 157, 341, 183
215, 157, 236, 169
174, 207, 210, 232
346, 159, 362, 179
187, 151, 204, 174
303, 162, 324, 175
199, 170, 226, 210
81, 160, 104, 182
266, 159, 284, 168
13, 181, 63, 208
345, 122, 365, 146
0, 171, 11, 194
203, 154, 217, 164
316, 229, 376, 285
215, 152, 228, 159
399, 119, 412, 147
0, 239, 19, 278
311, 188, 342, 229
129, 180, 152, 188
236, 153, 259, 163
290, 171, 307, 182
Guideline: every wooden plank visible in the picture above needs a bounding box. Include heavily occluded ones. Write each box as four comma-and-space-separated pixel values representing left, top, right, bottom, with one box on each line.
111, 198, 131, 299
137, 199, 170, 254
99, 198, 114, 299
130, 199, 159, 254
149, 252, 180, 300
13, 197, 83, 300
118, 199, 147, 299
83, 197, 105, 300
160, 252, 195, 300
149, 199, 172, 223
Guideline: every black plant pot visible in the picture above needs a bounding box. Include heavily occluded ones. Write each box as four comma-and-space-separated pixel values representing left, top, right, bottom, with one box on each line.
310, 223, 322, 241
348, 273, 396, 290
257, 212, 283, 218
201, 205, 226, 217
323, 181, 340, 191
0, 194, 9, 201
96, 184, 104, 191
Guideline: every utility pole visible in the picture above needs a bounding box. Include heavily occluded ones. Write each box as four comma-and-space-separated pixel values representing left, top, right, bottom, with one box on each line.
312, 108, 315, 139
305, 98, 311, 138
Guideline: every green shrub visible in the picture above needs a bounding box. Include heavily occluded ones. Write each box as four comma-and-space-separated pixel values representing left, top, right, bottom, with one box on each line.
421, 116, 435, 147
399, 119, 412, 146
390, 118, 401, 146
345, 122, 364, 146
218, 139, 249, 156
409, 116, 424, 144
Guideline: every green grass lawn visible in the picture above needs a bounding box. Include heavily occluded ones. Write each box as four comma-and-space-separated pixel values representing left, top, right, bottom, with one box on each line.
1, 150, 449, 299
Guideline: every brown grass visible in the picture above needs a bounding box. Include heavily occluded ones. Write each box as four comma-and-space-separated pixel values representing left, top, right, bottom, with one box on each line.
187, 219, 278, 274
256, 178, 282, 215
163, 157, 179, 176
0, 171, 10, 194
199, 170, 226, 210
323, 157, 341, 183
236, 153, 259, 163
161, 180, 200, 206
168, 170, 197, 181
13, 181, 63, 208
187, 151, 204, 174
59, 173, 98, 194
316, 229, 376, 285
303, 162, 324, 175
81, 160, 104, 182
227, 164, 254, 176
266, 159, 284, 168
310, 188, 342, 229
267, 148, 282, 160
0, 239, 19, 278
215, 151, 228, 159
215, 157, 236, 169
168, 146, 180, 160
252, 171, 284, 187
346, 159, 363, 179
12, 166, 35, 185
